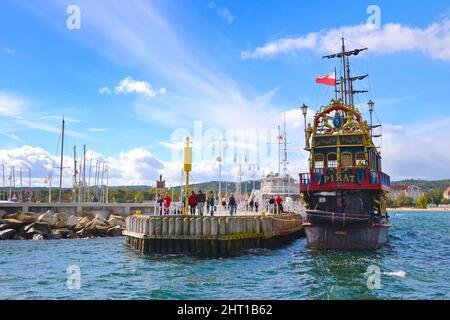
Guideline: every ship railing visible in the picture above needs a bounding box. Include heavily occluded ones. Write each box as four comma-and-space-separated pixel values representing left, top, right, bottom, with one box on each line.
370, 171, 379, 184
380, 172, 391, 187
300, 173, 311, 186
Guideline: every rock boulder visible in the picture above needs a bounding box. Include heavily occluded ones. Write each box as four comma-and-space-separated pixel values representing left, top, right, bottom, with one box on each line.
74, 216, 91, 230
3, 218, 28, 230
62, 215, 78, 228
0, 229, 16, 240
108, 217, 124, 227
38, 211, 59, 227
106, 226, 123, 237
32, 234, 45, 241
25, 222, 52, 236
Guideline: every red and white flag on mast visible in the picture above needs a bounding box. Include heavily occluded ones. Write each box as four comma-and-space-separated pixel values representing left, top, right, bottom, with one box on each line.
315, 72, 336, 86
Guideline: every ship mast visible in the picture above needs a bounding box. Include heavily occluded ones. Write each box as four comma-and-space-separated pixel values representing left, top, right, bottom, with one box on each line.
58, 117, 65, 203
323, 38, 368, 106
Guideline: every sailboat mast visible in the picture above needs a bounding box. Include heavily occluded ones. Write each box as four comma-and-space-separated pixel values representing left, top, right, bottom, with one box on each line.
58, 117, 65, 202
2, 165, 5, 201
283, 113, 288, 176
277, 125, 281, 175
83, 145, 86, 202
73, 146, 77, 203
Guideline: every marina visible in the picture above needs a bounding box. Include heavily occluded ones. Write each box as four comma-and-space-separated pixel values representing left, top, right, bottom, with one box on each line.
0, 0, 449, 304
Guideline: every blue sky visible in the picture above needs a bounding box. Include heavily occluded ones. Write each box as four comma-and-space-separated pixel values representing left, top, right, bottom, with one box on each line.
0, 0, 449, 186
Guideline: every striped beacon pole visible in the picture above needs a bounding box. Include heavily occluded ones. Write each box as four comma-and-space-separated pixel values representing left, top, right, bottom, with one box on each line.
183, 137, 192, 215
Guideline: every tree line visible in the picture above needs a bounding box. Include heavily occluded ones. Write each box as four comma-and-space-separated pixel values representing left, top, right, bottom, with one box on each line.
386, 189, 449, 209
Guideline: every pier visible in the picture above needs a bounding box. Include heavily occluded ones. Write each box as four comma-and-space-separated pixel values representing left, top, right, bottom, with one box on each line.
124, 214, 304, 257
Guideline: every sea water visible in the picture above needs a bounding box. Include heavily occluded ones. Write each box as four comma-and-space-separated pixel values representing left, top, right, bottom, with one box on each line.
0, 211, 449, 300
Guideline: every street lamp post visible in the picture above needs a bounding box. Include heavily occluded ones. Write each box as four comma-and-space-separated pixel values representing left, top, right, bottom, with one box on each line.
301, 103, 308, 135
217, 156, 222, 201
368, 100, 375, 137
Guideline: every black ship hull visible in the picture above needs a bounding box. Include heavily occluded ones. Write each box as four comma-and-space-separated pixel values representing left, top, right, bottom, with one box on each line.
303, 223, 390, 250
303, 210, 390, 250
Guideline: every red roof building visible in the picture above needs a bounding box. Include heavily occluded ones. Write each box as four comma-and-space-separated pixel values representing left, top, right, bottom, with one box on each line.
391, 185, 424, 201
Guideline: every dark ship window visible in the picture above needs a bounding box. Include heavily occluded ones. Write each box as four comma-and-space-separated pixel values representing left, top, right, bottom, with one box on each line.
327, 153, 337, 168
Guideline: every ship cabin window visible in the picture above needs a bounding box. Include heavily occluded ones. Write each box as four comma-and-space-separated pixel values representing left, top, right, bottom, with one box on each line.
356, 152, 366, 166
314, 154, 324, 169
368, 148, 379, 171
341, 152, 353, 167
327, 153, 338, 168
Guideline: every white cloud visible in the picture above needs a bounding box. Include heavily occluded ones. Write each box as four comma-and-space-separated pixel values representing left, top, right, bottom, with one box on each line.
88, 128, 108, 132
381, 117, 450, 180
107, 148, 163, 185
241, 19, 450, 61
4, 48, 15, 56
14, 119, 92, 141
115, 76, 165, 98
98, 86, 111, 94
208, 0, 235, 24
0, 91, 28, 118
0, 146, 165, 187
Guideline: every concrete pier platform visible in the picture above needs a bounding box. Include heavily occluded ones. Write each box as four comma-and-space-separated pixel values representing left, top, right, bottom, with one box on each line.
124, 214, 304, 257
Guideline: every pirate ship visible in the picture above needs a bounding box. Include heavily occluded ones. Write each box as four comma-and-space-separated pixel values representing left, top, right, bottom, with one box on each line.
299, 38, 391, 250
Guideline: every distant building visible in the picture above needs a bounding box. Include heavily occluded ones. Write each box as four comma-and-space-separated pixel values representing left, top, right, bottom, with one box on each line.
156, 174, 165, 189
443, 187, 450, 200
391, 185, 424, 202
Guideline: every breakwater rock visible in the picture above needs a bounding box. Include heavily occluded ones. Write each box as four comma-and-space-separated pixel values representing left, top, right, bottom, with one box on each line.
0, 211, 125, 240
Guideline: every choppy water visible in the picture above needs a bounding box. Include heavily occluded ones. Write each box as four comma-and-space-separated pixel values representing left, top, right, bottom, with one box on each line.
0, 211, 449, 300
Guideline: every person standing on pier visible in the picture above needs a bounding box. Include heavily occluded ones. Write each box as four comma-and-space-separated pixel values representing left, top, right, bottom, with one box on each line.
163, 192, 172, 215
228, 193, 236, 216
207, 191, 215, 216
197, 190, 206, 215
157, 195, 163, 215
189, 191, 198, 215
276, 195, 283, 213
221, 196, 227, 211
268, 197, 275, 213
255, 198, 259, 213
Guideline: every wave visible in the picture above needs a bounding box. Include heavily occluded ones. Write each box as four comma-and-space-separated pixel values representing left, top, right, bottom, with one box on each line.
383, 271, 406, 277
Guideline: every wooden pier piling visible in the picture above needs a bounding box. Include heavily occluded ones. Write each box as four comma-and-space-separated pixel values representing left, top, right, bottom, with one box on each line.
124, 214, 304, 257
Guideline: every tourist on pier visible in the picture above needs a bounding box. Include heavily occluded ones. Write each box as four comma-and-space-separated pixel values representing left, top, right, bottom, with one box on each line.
197, 190, 206, 215
221, 197, 227, 211
276, 195, 283, 213
269, 197, 275, 213
189, 191, 197, 215
207, 191, 215, 216
249, 199, 254, 212
157, 195, 163, 215
163, 192, 172, 215
228, 193, 236, 216
255, 199, 259, 213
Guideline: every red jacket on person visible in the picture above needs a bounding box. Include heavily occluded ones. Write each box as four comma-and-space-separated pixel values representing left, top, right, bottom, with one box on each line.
163, 196, 172, 208
276, 196, 282, 205
189, 194, 198, 206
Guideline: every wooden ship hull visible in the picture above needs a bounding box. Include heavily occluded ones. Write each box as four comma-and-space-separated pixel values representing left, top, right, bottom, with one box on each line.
303, 210, 390, 250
